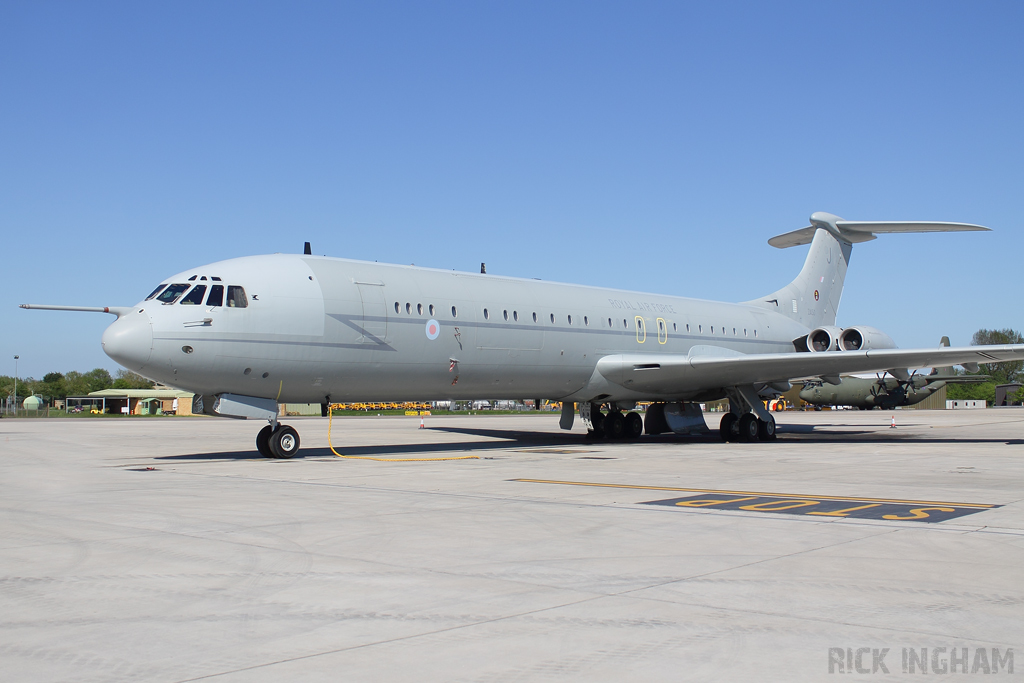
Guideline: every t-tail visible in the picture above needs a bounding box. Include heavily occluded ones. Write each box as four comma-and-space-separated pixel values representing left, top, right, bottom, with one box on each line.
746, 212, 989, 329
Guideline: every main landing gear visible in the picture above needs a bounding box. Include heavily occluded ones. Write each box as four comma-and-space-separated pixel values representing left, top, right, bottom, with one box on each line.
256, 422, 301, 458
719, 412, 776, 442
585, 406, 644, 440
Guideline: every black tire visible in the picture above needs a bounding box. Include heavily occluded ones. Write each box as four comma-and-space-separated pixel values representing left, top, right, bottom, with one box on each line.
624, 412, 643, 439
738, 414, 759, 441
269, 425, 301, 459
719, 413, 737, 441
256, 425, 274, 458
604, 411, 625, 439
757, 416, 777, 441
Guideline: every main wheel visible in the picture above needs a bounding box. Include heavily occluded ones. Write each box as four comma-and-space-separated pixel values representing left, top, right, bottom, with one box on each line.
590, 409, 606, 438
738, 413, 759, 441
757, 416, 777, 441
719, 413, 738, 441
269, 425, 301, 459
624, 412, 643, 439
604, 411, 625, 439
256, 425, 274, 458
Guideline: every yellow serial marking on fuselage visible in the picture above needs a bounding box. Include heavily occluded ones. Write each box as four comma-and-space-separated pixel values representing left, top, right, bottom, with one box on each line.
511, 479, 996, 509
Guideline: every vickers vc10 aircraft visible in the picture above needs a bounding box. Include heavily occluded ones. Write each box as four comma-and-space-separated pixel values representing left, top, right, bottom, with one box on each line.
22, 212, 1024, 458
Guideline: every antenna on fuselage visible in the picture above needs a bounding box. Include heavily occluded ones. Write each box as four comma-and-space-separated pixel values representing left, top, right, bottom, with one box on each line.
480, 263, 486, 274
304, 242, 312, 255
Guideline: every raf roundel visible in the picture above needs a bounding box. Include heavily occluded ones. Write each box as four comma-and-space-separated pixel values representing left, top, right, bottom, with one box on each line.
425, 319, 441, 340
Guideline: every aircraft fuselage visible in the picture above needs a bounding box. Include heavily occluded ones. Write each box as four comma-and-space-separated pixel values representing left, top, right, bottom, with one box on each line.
103, 254, 808, 405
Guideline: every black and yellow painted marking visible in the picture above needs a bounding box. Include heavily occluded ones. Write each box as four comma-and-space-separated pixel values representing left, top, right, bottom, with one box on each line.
512, 479, 999, 523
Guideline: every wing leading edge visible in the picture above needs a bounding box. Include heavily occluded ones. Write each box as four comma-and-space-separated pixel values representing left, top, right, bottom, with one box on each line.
596, 345, 1024, 395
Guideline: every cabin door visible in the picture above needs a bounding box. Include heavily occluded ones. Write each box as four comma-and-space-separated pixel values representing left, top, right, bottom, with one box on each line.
355, 282, 388, 344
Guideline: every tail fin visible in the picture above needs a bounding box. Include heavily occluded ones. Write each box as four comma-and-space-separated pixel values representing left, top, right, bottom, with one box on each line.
932, 336, 954, 375
746, 212, 989, 329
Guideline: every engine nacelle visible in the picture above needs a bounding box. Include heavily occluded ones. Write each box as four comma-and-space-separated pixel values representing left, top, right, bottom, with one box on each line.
806, 326, 844, 352
838, 325, 897, 351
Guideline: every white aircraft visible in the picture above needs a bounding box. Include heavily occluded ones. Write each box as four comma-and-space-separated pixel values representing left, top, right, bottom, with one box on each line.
22, 212, 1024, 458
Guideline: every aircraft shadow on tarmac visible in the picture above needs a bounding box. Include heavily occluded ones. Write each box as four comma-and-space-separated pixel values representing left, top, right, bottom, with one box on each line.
151, 425, 1024, 461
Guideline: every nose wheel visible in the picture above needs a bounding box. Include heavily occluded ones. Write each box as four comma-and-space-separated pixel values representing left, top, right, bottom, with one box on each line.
256, 424, 301, 458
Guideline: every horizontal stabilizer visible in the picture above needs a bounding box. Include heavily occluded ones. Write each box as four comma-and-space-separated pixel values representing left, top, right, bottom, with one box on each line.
769, 214, 989, 249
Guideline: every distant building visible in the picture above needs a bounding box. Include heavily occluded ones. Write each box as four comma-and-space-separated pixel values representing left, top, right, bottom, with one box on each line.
946, 399, 986, 410
66, 389, 195, 415
995, 383, 1023, 407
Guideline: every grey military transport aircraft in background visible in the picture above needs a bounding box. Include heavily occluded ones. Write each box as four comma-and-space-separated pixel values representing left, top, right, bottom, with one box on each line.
22, 212, 1024, 458
798, 337, 990, 410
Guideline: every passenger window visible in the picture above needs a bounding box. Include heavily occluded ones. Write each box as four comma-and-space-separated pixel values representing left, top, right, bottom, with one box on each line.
550, 313, 555, 323
607, 318, 612, 327
584, 316, 589, 325
623, 319, 627, 328
513, 311, 519, 322
451, 306, 457, 317
145, 284, 167, 301
567, 315, 573, 325
483, 308, 489, 320
406, 303, 411, 314
156, 283, 190, 304
227, 286, 248, 308
503, 310, 509, 321
207, 284, 224, 306
395, 302, 400, 314
180, 285, 207, 305
417, 303, 423, 315
532, 312, 537, 322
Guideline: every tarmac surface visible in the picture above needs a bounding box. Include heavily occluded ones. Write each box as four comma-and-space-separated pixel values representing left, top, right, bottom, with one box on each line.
2, 409, 1023, 682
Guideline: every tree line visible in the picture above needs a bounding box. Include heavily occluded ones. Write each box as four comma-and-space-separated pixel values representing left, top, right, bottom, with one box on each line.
945, 328, 1024, 404
0, 369, 154, 403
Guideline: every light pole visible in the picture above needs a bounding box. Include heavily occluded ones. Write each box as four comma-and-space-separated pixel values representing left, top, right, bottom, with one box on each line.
13, 355, 19, 415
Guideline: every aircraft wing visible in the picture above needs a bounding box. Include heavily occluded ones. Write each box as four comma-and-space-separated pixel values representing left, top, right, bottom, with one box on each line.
925, 374, 991, 384
596, 345, 1024, 395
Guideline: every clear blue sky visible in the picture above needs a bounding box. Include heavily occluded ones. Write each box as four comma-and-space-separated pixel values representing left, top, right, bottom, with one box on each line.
3, 1, 1022, 380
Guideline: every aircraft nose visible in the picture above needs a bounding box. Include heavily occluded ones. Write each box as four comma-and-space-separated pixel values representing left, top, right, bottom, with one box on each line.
102, 311, 153, 371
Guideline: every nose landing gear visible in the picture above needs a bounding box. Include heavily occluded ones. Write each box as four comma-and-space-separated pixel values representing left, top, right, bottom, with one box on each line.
256, 422, 301, 458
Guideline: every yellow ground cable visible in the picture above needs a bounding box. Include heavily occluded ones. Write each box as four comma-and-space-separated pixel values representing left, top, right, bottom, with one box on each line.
327, 406, 479, 462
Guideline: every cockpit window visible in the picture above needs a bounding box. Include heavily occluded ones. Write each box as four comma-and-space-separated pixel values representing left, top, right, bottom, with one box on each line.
180, 285, 207, 305
156, 283, 190, 304
227, 285, 248, 308
145, 284, 168, 301
206, 284, 224, 307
